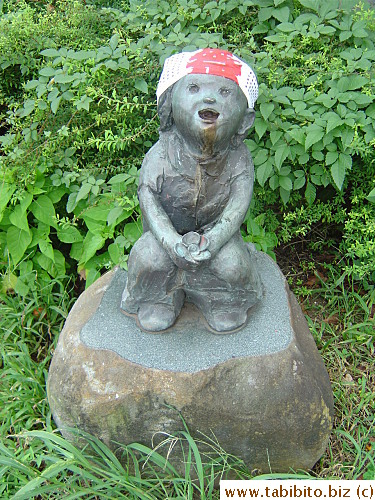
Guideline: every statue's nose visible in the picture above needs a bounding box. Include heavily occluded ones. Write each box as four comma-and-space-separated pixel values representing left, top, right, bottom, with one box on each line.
203, 97, 216, 104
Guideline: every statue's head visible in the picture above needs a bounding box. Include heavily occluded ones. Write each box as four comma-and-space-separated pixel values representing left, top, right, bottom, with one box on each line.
157, 49, 258, 154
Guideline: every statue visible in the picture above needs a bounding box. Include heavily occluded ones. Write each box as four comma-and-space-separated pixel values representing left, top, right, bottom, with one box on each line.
121, 49, 262, 332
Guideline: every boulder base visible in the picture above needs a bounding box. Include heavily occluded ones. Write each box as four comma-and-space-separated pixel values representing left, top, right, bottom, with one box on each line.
47, 251, 333, 473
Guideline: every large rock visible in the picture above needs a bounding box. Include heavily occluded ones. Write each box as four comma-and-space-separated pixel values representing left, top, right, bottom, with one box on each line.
47, 251, 334, 473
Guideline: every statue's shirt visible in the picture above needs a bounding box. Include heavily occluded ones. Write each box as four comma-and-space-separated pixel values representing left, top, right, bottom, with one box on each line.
139, 132, 250, 235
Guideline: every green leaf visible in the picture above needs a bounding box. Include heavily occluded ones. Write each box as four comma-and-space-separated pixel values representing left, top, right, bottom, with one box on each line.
294, 175, 306, 190
108, 173, 130, 184
256, 161, 273, 186
255, 119, 267, 139
39, 240, 55, 262
76, 95, 93, 112
270, 130, 283, 145
274, 144, 289, 171
276, 22, 296, 32
24, 80, 39, 90
253, 149, 268, 166
66, 192, 78, 213
337, 75, 369, 92
83, 205, 113, 222
68, 49, 96, 61
9, 205, 29, 232
30, 195, 57, 228
83, 217, 104, 235
331, 158, 345, 190
258, 7, 273, 22
305, 182, 316, 205
325, 113, 343, 133
109, 34, 119, 51
36, 249, 65, 278
366, 103, 375, 119
298, 0, 319, 11
40, 48, 61, 57
312, 151, 324, 161
305, 125, 324, 151
279, 187, 290, 205
70, 241, 83, 260
76, 183, 92, 203
51, 96, 62, 114
85, 267, 101, 287
118, 56, 130, 69
80, 232, 106, 264
278, 175, 292, 191
54, 73, 75, 84
0, 184, 16, 221
287, 128, 305, 144
107, 206, 125, 226
366, 188, 375, 203
315, 94, 336, 108
273, 6, 289, 23
7, 227, 32, 265
260, 102, 274, 121
108, 242, 121, 263
39, 67, 55, 77
326, 151, 338, 166
298, 153, 309, 165
269, 175, 279, 190
319, 26, 336, 35
338, 152, 352, 171
134, 78, 148, 94
123, 222, 142, 247
21, 99, 35, 117
105, 60, 118, 71
56, 225, 83, 243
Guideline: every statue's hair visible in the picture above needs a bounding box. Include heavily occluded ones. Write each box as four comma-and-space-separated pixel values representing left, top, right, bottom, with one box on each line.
158, 86, 175, 132
157, 86, 254, 149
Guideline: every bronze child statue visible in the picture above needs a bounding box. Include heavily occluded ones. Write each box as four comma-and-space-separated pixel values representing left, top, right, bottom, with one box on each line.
121, 49, 262, 333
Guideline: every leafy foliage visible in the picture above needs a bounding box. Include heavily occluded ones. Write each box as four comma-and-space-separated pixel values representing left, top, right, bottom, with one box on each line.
1, 0, 375, 291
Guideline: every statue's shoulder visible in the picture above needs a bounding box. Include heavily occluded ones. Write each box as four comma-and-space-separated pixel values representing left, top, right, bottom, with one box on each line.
228, 142, 254, 176
142, 140, 166, 165
139, 140, 167, 192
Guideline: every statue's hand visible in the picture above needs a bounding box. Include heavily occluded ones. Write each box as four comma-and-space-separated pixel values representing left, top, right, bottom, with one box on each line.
174, 232, 211, 269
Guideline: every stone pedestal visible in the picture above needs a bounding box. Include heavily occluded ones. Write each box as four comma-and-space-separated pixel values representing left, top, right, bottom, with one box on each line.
47, 251, 334, 473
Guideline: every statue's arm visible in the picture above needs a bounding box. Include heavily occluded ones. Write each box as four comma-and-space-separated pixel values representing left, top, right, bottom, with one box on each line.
139, 185, 181, 258
204, 152, 253, 257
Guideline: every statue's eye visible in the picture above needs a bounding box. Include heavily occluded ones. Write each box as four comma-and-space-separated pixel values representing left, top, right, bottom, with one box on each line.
188, 84, 200, 94
220, 87, 231, 97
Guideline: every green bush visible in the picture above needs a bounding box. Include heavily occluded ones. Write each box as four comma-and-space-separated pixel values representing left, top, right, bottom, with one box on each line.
1, 0, 375, 292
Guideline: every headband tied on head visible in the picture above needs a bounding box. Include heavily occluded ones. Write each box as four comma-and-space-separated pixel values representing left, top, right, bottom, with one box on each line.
156, 48, 258, 109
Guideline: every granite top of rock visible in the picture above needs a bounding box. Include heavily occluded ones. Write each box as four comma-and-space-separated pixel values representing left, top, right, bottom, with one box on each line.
80, 252, 293, 373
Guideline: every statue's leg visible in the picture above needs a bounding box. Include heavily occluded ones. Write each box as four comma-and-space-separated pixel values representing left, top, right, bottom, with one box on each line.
121, 232, 184, 331
185, 233, 262, 332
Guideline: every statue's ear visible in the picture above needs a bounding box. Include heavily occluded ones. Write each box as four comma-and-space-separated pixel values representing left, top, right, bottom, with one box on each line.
158, 87, 174, 132
232, 108, 255, 148
238, 108, 255, 135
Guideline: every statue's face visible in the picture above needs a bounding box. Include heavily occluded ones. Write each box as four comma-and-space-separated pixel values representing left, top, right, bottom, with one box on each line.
171, 74, 248, 156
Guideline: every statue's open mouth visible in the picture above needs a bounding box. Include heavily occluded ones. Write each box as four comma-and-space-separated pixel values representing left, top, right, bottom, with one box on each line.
198, 109, 220, 123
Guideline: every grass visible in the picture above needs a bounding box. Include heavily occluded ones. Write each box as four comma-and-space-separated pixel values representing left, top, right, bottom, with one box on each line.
292, 267, 375, 481
1, 257, 374, 497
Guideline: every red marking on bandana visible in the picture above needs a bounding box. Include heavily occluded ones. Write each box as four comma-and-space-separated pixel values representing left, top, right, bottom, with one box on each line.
186, 49, 242, 83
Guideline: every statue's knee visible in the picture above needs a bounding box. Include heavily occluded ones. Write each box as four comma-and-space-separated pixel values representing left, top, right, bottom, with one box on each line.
210, 242, 251, 287
129, 232, 173, 273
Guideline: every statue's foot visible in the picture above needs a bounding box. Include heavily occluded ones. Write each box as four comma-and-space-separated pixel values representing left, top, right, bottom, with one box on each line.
137, 303, 177, 332
204, 309, 248, 333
